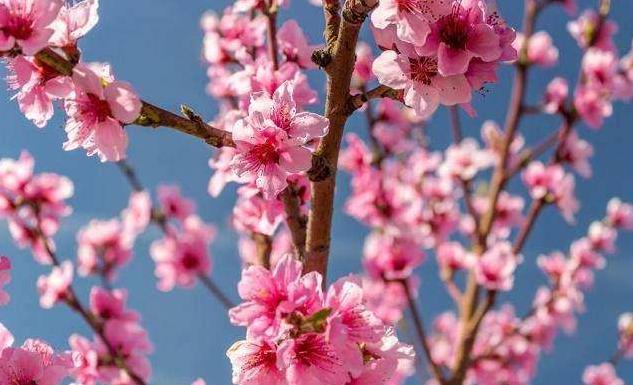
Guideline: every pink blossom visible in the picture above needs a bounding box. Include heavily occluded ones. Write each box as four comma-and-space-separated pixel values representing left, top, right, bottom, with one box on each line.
361, 277, 411, 325
618, 312, 633, 358
582, 48, 619, 91
582, 363, 623, 385
277, 20, 317, 69
439, 138, 493, 180
226, 340, 285, 385
150, 215, 216, 291
277, 333, 347, 385
514, 31, 559, 67
0, 0, 63, 55
606, 198, 633, 229
157, 185, 195, 221
522, 162, 564, 200
325, 276, 384, 377
363, 231, 424, 280
121, 190, 152, 236
587, 221, 617, 253
229, 255, 323, 338
436, 241, 473, 273
232, 185, 284, 236
0, 256, 10, 306
230, 59, 317, 108
209, 148, 244, 197
574, 85, 613, 129
551, 172, 579, 223
370, 0, 447, 46
352, 41, 375, 87
568, 10, 617, 52
89, 287, 139, 322
349, 330, 415, 385
0, 337, 73, 385
537, 251, 570, 282
419, 2, 503, 76
231, 81, 328, 198
49, 0, 99, 50
475, 242, 519, 291
560, 131, 593, 178
372, 49, 471, 118
76, 219, 132, 278
36, 260, 73, 308
570, 237, 605, 270
63, 63, 142, 162
5, 55, 73, 127
201, 9, 265, 65
543, 77, 569, 114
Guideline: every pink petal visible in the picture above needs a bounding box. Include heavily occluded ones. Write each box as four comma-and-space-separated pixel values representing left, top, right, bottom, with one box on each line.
105, 81, 142, 123
372, 50, 409, 89
433, 75, 472, 105
279, 145, 312, 174
289, 112, 329, 140
437, 43, 472, 76
94, 118, 128, 162
466, 24, 502, 62
72, 64, 104, 98
404, 84, 440, 119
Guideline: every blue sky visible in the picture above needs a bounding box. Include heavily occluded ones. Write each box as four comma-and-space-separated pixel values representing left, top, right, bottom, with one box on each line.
1, 0, 633, 384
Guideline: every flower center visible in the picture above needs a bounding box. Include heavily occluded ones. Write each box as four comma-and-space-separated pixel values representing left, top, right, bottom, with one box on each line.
3, 15, 35, 41
181, 251, 200, 270
409, 57, 439, 85
250, 143, 280, 166
84, 94, 113, 122
438, 6, 470, 50
396, 0, 421, 13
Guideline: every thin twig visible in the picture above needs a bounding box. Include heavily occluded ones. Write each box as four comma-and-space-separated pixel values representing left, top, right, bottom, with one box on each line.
198, 274, 235, 311
32, 217, 148, 385
114, 159, 235, 309
401, 280, 447, 384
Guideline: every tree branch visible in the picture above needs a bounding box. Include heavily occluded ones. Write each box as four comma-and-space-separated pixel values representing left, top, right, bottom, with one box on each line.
304, 0, 378, 283
34, 48, 234, 148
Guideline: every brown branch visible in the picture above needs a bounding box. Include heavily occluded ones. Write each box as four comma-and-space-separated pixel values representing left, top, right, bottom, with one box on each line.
448, 2, 543, 384
252, 233, 273, 269
34, 48, 234, 148
507, 129, 559, 177
347, 84, 402, 114
264, 1, 280, 70
281, 186, 308, 261
304, 0, 378, 283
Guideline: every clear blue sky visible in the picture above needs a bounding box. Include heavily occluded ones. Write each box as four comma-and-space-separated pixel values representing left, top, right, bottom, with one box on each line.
1, 1, 632, 384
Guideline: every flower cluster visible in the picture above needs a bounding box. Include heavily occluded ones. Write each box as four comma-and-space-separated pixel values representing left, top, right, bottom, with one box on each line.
424, 199, 633, 385
69, 287, 153, 385
0, 323, 74, 385
227, 255, 414, 385
2, 0, 143, 162
150, 186, 217, 291
370, 0, 517, 117
231, 81, 328, 199
76, 190, 151, 280
0, 151, 73, 263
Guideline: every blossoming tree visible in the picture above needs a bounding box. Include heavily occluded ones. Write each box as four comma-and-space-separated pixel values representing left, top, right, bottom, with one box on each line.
1, 0, 633, 385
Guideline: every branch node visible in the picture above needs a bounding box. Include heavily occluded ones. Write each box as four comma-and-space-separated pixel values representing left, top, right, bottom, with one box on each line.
311, 48, 333, 68
307, 153, 332, 182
